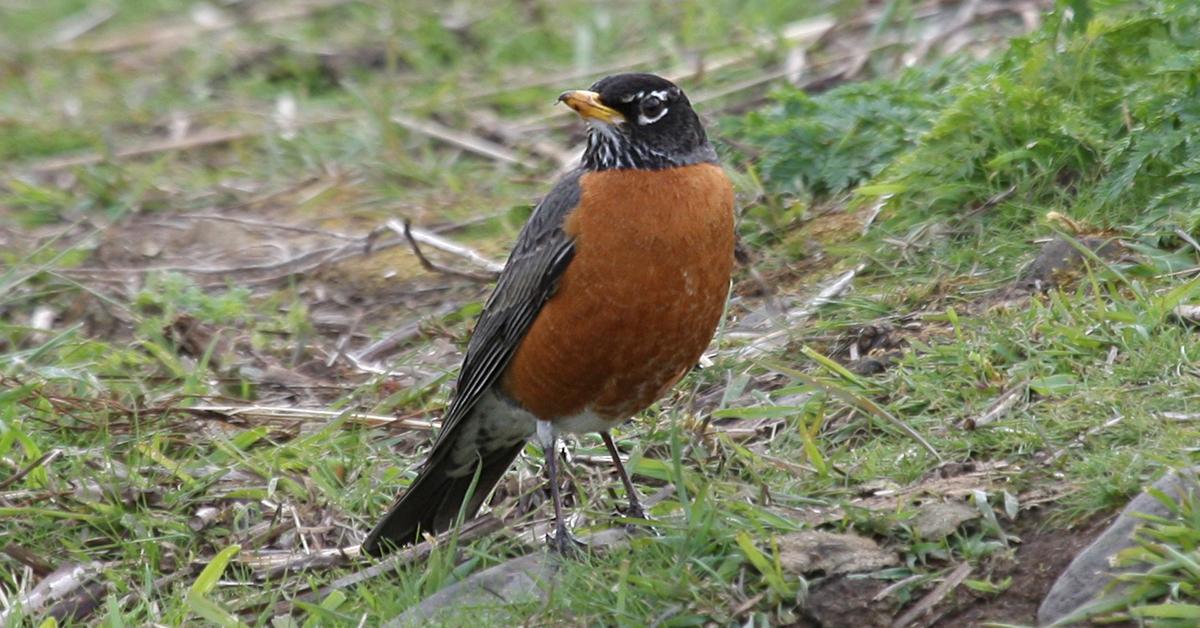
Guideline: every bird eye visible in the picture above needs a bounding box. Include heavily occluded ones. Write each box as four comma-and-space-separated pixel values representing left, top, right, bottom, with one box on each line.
640, 96, 665, 120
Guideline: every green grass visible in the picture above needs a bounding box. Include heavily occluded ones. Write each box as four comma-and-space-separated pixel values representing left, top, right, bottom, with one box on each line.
4, 0, 1200, 625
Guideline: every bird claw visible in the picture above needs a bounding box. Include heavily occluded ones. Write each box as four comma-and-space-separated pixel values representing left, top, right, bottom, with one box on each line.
619, 509, 660, 537
547, 525, 586, 556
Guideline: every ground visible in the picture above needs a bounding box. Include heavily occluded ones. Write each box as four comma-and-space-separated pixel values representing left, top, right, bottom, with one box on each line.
3, 0, 1200, 625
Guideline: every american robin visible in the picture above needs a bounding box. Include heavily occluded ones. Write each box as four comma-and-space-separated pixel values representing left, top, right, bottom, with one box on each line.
363, 72, 735, 555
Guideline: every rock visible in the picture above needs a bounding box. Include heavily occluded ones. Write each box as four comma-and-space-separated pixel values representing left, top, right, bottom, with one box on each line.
387, 553, 556, 626
1017, 235, 1123, 293
804, 575, 896, 627
912, 500, 981, 539
385, 528, 631, 626
1037, 466, 1200, 626
778, 530, 897, 576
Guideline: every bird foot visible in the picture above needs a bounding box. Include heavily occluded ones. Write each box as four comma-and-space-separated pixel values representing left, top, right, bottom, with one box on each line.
618, 504, 659, 536
624, 500, 648, 522
547, 524, 586, 556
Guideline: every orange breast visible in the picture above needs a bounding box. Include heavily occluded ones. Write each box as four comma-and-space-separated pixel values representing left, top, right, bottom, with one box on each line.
501, 163, 735, 422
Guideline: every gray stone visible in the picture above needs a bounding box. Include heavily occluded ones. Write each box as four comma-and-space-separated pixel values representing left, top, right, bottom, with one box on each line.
912, 499, 981, 539
777, 530, 897, 576
385, 528, 631, 626
387, 553, 555, 626
1037, 466, 1200, 626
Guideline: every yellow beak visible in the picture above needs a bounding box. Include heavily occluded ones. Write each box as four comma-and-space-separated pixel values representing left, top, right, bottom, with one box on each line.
558, 90, 624, 124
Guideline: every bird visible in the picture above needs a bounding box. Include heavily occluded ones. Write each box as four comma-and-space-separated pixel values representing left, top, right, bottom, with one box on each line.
362, 72, 735, 555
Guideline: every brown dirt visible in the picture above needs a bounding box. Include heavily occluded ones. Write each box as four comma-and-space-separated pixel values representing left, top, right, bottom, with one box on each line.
793, 507, 1122, 628
937, 510, 1118, 627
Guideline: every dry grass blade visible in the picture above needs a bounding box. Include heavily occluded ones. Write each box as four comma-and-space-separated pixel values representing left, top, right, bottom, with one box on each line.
238, 546, 355, 580
959, 380, 1027, 429
390, 112, 529, 167
891, 562, 973, 627
181, 405, 439, 431
767, 359, 943, 462
0, 561, 106, 623
45, 5, 116, 47
736, 264, 864, 359
0, 449, 62, 490
466, 109, 577, 168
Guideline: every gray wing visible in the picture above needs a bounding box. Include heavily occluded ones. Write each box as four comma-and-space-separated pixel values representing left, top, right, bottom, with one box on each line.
431, 169, 582, 447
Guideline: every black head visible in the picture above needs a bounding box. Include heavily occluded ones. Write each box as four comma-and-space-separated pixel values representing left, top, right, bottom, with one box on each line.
558, 73, 716, 171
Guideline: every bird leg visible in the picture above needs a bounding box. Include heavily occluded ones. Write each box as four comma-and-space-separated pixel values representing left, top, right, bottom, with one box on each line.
602, 431, 646, 521
538, 421, 582, 554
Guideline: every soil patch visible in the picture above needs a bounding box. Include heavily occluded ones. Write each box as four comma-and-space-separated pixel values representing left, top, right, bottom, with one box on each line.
794, 507, 1121, 627
937, 509, 1121, 627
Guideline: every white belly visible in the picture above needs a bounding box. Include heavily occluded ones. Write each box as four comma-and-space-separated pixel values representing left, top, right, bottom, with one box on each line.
551, 408, 616, 435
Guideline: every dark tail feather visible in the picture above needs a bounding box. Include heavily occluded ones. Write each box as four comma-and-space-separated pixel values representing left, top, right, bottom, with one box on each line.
362, 442, 524, 556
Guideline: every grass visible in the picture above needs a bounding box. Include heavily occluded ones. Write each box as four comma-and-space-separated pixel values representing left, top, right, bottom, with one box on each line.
3, 0, 1200, 625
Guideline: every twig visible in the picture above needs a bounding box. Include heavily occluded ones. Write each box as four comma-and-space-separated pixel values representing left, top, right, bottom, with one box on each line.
339, 352, 427, 378
958, 381, 1027, 429
46, 5, 116, 47
466, 54, 657, 100
667, 15, 837, 83
114, 564, 201, 614
966, 184, 1018, 217
0, 561, 105, 624
180, 405, 438, 431
891, 562, 972, 628
0, 450, 63, 491
769, 359, 943, 463
389, 219, 503, 279
354, 303, 457, 364
239, 545, 353, 580
269, 515, 503, 615
861, 196, 890, 235
391, 112, 528, 167
466, 109, 577, 168
1044, 413, 1124, 466
326, 308, 364, 368
692, 67, 803, 105
731, 592, 767, 617
172, 213, 359, 241
3, 544, 54, 577
873, 573, 933, 602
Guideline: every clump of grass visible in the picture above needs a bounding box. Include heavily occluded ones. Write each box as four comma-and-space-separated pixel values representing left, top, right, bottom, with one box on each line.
721, 62, 960, 199
865, 0, 1200, 229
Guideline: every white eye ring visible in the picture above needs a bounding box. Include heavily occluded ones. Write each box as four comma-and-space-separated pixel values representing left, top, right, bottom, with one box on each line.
637, 96, 669, 125
637, 107, 669, 125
